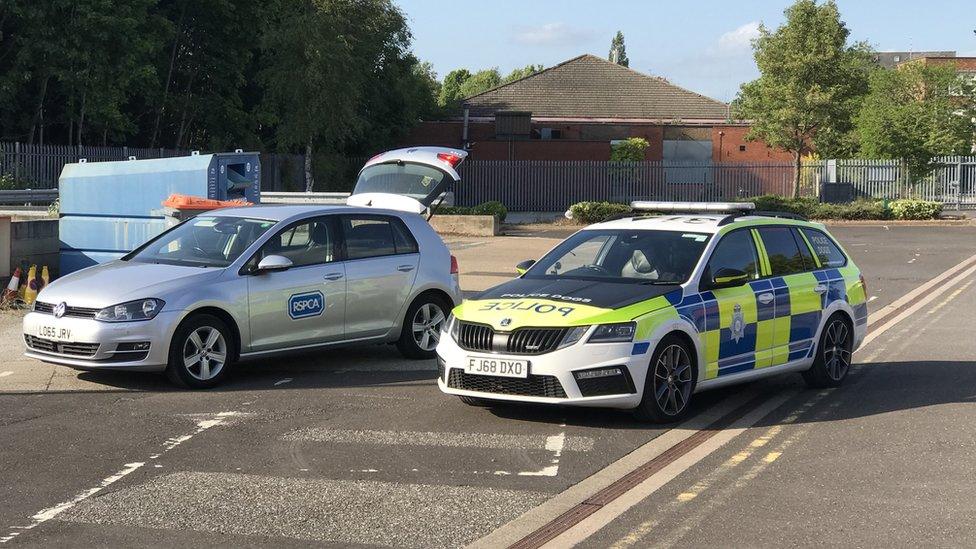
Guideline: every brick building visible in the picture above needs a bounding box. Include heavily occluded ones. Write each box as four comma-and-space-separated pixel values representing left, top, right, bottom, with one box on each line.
402, 54, 793, 163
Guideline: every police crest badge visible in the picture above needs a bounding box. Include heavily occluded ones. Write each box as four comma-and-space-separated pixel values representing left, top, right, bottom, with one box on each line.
730, 303, 745, 343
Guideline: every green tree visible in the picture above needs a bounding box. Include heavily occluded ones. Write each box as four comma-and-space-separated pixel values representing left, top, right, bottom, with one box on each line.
610, 137, 649, 161
437, 68, 471, 109
732, 0, 874, 196
608, 31, 629, 67
457, 68, 501, 99
260, 0, 424, 191
856, 62, 975, 183
503, 64, 544, 83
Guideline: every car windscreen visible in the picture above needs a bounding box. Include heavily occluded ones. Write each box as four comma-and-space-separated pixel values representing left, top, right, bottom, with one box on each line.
352, 162, 453, 205
126, 216, 276, 268
525, 229, 711, 284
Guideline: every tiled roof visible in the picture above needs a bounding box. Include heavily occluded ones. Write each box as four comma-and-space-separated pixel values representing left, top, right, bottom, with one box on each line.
462, 54, 729, 120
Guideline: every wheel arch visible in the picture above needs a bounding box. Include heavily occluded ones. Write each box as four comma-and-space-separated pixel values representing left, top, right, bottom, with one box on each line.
395, 288, 455, 340
177, 306, 242, 361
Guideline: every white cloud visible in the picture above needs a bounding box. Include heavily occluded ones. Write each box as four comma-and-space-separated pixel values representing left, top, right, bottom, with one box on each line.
715, 21, 761, 54
512, 22, 596, 47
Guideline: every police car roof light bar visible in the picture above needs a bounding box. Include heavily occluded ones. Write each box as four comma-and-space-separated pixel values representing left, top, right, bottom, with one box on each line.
629, 201, 756, 213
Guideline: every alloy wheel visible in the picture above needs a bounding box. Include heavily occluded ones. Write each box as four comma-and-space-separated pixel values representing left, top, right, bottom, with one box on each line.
823, 319, 852, 381
182, 326, 227, 381
412, 303, 445, 352
653, 344, 693, 416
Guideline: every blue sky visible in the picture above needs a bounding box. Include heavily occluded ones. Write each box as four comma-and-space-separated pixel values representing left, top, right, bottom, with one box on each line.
396, 0, 976, 102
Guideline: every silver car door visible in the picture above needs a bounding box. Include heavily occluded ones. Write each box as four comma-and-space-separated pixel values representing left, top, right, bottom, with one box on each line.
339, 214, 419, 339
246, 216, 346, 351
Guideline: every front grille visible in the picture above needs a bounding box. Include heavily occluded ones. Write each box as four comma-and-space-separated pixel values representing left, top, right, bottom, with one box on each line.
33, 302, 100, 319
457, 322, 493, 353
447, 369, 567, 398
455, 322, 567, 355
574, 368, 636, 397
24, 335, 99, 357
506, 328, 567, 354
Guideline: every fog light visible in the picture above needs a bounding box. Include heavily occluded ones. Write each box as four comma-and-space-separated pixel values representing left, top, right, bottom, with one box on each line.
574, 367, 624, 380
117, 341, 151, 352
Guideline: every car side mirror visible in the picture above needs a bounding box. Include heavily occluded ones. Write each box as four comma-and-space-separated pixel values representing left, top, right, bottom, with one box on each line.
257, 254, 293, 273
516, 259, 536, 275
711, 267, 749, 289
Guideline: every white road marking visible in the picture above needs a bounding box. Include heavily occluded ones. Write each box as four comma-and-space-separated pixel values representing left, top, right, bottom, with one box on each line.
0, 371, 12, 378
274, 378, 293, 386
0, 410, 249, 544
519, 431, 566, 477
283, 428, 594, 452
541, 392, 797, 548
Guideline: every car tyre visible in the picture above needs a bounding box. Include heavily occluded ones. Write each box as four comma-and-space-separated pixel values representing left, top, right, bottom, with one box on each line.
166, 313, 233, 389
633, 334, 697, 423
397, 294, 451, 359
802, 313, 853, 388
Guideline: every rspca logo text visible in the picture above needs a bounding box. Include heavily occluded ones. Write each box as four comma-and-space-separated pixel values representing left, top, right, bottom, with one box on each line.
289, 291, 325, 320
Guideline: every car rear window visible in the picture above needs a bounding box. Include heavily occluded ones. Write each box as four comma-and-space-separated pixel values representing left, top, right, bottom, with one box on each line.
801, 228, 847, 268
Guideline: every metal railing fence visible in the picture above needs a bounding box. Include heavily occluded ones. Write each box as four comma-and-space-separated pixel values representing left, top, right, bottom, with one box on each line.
0, 142, 189, 189
455, 158, 976, 211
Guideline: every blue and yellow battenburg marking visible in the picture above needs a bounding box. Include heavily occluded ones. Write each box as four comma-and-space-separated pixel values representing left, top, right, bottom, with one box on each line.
631, 262, 867, 381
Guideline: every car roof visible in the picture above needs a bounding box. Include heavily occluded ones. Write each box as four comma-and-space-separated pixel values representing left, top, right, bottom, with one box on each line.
588, 214, 824, 234
206, 204, 402, 223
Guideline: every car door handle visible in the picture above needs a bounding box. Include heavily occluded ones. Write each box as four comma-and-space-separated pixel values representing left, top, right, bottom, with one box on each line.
758, 292, 774, 304
814, 284, 828, 294
323, 272, 343, 281
397, 265, 415, 273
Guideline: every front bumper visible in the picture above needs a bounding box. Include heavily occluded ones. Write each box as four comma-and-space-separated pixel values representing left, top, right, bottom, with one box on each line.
435, 331, 648, 409
22, 310, 183, 372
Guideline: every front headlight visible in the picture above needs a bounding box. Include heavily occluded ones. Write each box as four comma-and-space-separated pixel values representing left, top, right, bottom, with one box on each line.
95, 299, 165, 322
444, 312, 460, 341
587, 322, 636, 343
558, 325, 590, 349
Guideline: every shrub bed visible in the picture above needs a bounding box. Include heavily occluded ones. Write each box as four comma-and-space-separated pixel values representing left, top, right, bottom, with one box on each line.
436, 200, 508, 222
566, 196, 943, 224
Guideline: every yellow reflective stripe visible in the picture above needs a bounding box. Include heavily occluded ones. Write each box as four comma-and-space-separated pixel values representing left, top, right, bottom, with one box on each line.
797, 229, 822, 268
751, 229, 771, 276
704, 330, 720, 379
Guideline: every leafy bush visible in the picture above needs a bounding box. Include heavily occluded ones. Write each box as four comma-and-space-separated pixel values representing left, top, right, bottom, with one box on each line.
468, 200, 508, 221
567, 201, 632, 224
809, 199, 891, 220
746, 194, 821, 217
889, 199, 942, 220
610, 137, 650, 162
436, 200, 507, 221
0, 173, 23, 191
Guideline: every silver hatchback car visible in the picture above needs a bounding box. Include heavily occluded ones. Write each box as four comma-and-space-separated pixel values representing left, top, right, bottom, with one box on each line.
23, 147, 466, 387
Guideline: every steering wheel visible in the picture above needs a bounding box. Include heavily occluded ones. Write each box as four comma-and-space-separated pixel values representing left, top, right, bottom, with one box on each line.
191, 246, 209, 258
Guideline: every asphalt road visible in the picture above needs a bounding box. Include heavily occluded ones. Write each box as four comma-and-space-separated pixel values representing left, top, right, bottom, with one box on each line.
0, 224, 974, 547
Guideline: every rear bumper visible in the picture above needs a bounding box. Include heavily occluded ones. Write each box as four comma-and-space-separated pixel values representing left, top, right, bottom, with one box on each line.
22, 310, 181, 372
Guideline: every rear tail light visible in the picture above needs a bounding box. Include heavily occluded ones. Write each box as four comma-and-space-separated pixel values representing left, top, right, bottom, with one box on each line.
859, 273, 868, 296
450, 255, 459, 275
437, 152, 463, 167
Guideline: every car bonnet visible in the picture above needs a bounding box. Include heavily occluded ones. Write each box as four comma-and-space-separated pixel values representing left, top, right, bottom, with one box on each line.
454, 277, 681, 331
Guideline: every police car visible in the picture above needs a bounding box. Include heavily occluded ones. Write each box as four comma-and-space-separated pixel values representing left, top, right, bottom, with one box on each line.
436, 202, 868, 422
23, 147, 466, 388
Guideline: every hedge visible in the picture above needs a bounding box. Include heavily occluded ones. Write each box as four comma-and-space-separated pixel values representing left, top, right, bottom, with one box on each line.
566, 196, 943, 224
566, 201, 633, 224
436, 200, 508, 222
